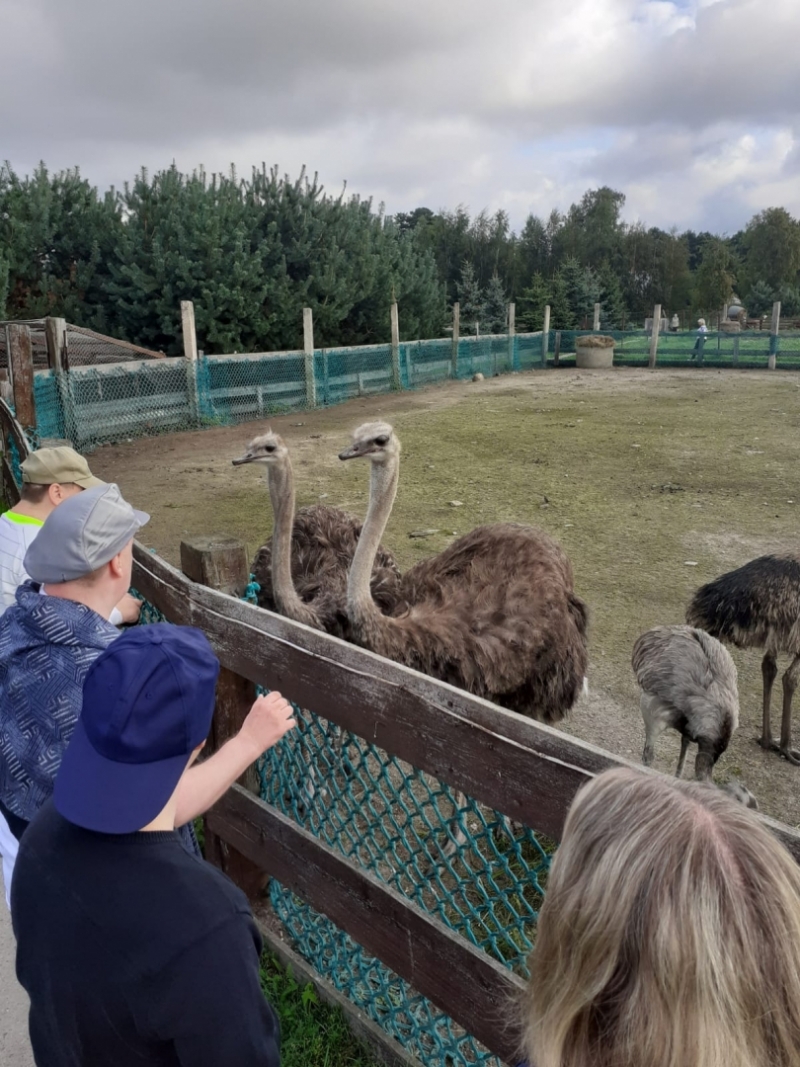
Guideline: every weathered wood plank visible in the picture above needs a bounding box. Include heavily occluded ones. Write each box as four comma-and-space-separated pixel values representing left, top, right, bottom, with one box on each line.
207, 786, 524, 1064
7, 325, 37, 431
132, 542, 800, 862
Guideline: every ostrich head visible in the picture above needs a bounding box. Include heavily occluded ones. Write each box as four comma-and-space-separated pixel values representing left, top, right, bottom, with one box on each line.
720, 779, 759, 809
338, 421, 400, 465
231, 431, 288, 467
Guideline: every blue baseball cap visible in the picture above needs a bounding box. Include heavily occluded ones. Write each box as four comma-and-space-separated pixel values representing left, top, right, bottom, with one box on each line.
54, 625, 220, 834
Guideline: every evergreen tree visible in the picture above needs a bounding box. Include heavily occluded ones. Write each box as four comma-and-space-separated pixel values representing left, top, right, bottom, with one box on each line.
598, 264, 627, 328
517, 272, 550, 331
744, 279, 775, 317
483, 272, 507, 333
549, 272, 575, 329
694, 237, 736, 314
456, 261, 485, 333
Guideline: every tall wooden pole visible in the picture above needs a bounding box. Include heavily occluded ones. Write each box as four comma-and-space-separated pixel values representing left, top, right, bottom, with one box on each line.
648, 303, 662, 368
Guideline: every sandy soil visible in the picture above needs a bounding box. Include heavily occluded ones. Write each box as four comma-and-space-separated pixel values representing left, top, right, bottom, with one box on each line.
87, 367, 800, 828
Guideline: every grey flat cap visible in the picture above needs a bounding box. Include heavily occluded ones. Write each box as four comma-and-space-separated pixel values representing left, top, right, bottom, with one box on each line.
25, 483, 149, 584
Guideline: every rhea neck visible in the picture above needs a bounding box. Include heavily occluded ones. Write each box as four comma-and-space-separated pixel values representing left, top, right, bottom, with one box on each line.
265, 457, 316, 625
347, 451, 400, 618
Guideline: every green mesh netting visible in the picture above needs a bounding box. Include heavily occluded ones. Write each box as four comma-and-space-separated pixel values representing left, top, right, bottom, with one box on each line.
129, 581, 551, 1067
21, 329, 800, 451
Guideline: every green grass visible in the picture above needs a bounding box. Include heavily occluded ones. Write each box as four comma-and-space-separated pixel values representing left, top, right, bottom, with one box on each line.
259, 950, 380, 1067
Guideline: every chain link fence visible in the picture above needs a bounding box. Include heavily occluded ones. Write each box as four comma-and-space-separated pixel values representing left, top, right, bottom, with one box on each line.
7, 318, 800, 453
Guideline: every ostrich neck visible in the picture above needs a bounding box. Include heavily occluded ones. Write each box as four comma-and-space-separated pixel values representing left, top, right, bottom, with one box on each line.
347, 455, 399, 625
268, 461, 317, 626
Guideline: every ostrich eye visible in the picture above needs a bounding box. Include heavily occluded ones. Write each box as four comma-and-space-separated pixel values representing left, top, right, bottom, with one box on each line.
263, 445, 276, 453
374, 435, 389, 445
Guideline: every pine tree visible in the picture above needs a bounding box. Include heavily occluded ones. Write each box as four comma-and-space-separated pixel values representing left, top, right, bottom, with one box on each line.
483, 272, 507, 333
549, 272, 575, 329
598, 264, 627, 328
456, 261, 485, 333
516, 272, 550, 331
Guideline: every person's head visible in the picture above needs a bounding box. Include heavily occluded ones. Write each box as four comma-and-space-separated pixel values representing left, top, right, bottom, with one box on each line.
523, 767, 800, 1067
23, 483, 148, 613
698, 317, 706, 327
19, 446, 103, 512
54, 625, 220, 833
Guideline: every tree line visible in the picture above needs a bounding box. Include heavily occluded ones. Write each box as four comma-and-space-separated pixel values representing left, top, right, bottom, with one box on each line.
2, 163, 800, 355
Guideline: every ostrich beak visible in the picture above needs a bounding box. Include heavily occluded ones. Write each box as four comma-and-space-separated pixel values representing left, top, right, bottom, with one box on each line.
338, 442, 365, 461
232, 452, 255, 466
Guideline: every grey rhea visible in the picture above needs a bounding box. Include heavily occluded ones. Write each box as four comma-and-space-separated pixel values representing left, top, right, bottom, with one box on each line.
686, 555, 800, 766
632, 625, 757, 807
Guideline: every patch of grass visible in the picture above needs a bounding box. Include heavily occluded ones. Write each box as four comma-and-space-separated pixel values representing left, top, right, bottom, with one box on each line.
259, 950, 380, 1067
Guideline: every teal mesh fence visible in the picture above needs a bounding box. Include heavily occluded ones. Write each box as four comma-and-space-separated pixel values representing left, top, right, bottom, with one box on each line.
128, 579, 553, 1067
24, 327, 800, 453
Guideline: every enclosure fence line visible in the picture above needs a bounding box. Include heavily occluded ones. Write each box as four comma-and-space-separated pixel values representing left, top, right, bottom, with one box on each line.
3, 401, 800, 1066
4, 299, 800, 455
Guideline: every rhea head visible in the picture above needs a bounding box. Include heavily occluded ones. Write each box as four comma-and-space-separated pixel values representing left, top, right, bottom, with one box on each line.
231, 431, 288, 467
338, 422, 400, 464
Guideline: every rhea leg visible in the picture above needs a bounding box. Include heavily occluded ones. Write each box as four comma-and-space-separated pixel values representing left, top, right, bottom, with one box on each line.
693, 740, 715, 781
641, 692, 666, 766
675, 735, 691, 778
758, 652, 778, 752
778, 655, 800, 766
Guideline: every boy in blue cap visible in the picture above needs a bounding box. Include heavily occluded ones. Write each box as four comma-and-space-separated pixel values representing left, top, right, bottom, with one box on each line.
12, 624, 295, 1067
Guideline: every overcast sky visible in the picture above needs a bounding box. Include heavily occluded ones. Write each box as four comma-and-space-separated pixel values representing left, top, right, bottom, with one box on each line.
2, 0, 798, 234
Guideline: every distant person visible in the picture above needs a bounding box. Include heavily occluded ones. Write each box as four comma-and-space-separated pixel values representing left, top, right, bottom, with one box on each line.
520, 768, 800, 1067
0, 445, 141, 624
669, 312, 680, 332
691, 317, 708, 359
13, 625, 294, 1067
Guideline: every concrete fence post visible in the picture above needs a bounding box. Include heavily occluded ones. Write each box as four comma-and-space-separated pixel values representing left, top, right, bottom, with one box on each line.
303, 307, 317, 407
648, 303, 662, 369
390, 301, 401, 390
181, 301, 201, 424
507, 302, 517, 370
542, 305, 551, 367
451, 301, 460, 378
769, 301, 781, 370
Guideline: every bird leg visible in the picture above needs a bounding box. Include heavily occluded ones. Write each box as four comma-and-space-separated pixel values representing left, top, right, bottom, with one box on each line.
693, 741, 715, 781
640, 693, 664, 767
758, 652, 779, 753
675, 735, 691, 778
778, 655, 800, 766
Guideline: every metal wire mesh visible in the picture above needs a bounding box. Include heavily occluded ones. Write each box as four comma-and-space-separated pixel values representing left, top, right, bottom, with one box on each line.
552, 329, 800, 369
129, 580, 552, 1067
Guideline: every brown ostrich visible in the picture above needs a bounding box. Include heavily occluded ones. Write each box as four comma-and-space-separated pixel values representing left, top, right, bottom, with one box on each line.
686, 555, 800, 765
232, 431, 401, 637
632, 624, 757, 807
338, 421, 589, 722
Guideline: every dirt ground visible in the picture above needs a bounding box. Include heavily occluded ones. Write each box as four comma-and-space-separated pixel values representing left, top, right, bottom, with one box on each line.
88, 367, 800, 828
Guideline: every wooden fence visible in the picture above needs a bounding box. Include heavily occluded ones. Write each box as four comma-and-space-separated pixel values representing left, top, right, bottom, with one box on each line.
130, 540, 800, 1065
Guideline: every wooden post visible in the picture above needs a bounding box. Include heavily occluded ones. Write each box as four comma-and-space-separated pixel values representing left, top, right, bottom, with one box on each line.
542, 305, 551, 366
181, 300, 201, 424
390, 301, 401, 390
451, 301, 460, 378
507, 302, 517, 370
648, 303, 662, 368
179, 536, 266, 898
768, 300, 781, 370
45, 316, 76, 445
302, 307, 317, 407
7, 324, 36, 432
553, 330, 562, 367
593, 303, 601, 331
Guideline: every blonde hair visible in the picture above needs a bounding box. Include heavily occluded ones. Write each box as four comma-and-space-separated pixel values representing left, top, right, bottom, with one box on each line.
523, 768, 800, 1067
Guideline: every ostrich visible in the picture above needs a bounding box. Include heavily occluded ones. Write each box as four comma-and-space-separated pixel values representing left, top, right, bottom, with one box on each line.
686, 556, 800, 765
232, 431, 402, 636
339, 421, 589, 720
232, 431, 402, 792
632, 625, 756, 807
